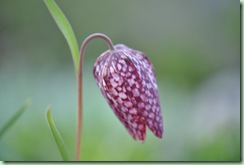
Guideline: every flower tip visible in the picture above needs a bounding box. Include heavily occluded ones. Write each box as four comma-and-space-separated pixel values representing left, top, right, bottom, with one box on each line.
139, 139, 145, 144
156, 130, 163, 139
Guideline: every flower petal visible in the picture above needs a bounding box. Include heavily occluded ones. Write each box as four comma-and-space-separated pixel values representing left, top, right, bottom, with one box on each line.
115, 44, 163, 138
93, 44, 163, 141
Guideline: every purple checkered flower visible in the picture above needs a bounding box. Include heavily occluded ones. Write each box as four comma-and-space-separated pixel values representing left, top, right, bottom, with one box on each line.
93, 44, 163, 142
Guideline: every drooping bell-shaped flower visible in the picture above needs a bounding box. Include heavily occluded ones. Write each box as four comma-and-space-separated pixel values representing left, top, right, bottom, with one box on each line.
93, 44, 163, 142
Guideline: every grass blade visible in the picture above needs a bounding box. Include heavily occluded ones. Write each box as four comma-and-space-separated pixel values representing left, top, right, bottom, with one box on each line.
0, 98, 32, 139
46, 106, 69, 161
44, 0, 79, 72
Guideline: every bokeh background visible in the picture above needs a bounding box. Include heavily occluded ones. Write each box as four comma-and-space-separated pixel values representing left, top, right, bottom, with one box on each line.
0, 0, 240, 161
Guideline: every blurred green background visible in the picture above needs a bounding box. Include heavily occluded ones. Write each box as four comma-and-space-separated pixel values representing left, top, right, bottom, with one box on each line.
0, 0, 240, 161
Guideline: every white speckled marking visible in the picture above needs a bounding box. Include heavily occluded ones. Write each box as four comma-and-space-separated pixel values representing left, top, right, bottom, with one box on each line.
138, 124, 144, 130
143, 111, 148, 116
138, 102, 145, 108
125, 101, 132, 107
126, 72, 131, 77
140, 94, 148, 102
111, 88, 118, 96
110, 79, 118, 88
119, 59, 126, 65
102, 79, 106, 86
129, 108, 137, 114
145, 104, 151, 110
117, 63, 122, 70
132, 122, 137, 128
117, 97, 123, 104
119, 92, 127, 99
110, 66, 114, 73
129, 66, 133, 72
128, 79, 135, 86
121, 107, 128, 112
149, 113, 155, 119
132, 88, 140, 97
147, 119, 153, 127
113, 74, 120, 81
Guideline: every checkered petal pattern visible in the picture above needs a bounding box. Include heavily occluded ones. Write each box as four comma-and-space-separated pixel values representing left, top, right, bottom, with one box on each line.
93, 44, 163, 142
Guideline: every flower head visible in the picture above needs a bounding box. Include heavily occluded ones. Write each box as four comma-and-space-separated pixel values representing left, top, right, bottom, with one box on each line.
93, 44, 163, 142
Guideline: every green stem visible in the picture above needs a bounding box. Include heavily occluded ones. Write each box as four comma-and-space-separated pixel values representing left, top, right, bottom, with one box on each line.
76, 33, 114, 160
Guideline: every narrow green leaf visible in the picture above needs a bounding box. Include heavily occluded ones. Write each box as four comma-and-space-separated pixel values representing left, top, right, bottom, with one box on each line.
44, 0, 79, 73
46, 106, 69, 161
0, 98, 32, 139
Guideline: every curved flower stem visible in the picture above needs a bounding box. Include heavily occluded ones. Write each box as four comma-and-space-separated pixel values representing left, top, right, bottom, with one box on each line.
76, 33, 114, 161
